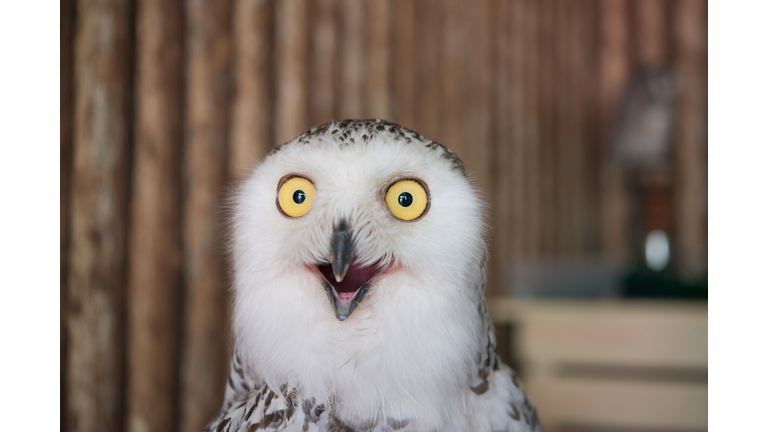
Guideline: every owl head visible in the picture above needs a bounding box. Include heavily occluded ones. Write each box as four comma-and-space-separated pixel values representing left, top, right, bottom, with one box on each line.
231, 120, 487, 410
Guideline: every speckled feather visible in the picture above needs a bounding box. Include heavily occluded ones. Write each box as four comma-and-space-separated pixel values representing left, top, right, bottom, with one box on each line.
208, 120, 540, 432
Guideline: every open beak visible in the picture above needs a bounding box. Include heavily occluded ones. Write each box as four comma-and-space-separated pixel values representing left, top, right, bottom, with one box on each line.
316, 220, 381, 321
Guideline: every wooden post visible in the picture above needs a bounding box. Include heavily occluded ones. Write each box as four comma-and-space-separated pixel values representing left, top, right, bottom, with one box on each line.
635, 0, 668, 69
231, 0, 274, 179
392, 0, 416, 128
440, 0, 467, 156
338, 0, 363, 119
673, 0, 707, 279
365, 0, 391, 119
180, 0, 233, 430
553, 0, 572, 254
309, 0, 338, 125
275, 0, 309, 141
67, 0, 133, 431
60, 0, 75, 429
125, 0, 184, 431
490, 0, 512, 296
538, 0, 555, 255
509, 0, 528, 281
598, 0, 631, 265
414, 0, 442, 139
522, 0, 541, 257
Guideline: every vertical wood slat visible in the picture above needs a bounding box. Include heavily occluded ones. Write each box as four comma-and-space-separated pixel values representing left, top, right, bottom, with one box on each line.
440, 0, 467, 157
365, 0, 391, 119
553, 0, 571, 254
275, 0, 309, 141
462, 0, 493, 196
67, 0, 133, 431
508, 0, 528, 280
634, 0, 668, 69
180, 0, 233, 430
598, 0, 631, 265
414, 0, 441, 139
673, 0, 707, 279
491, 0, 512, 295
582, 0, 602, 254
61, 0, 75, 430
538, 0, 556, 254
391, 0, 416, 128
126, 0, 184, 431
231, 0, 274, 179
309, 0, 338, 125
522, 0, 541, 257
338, 0, 363, 119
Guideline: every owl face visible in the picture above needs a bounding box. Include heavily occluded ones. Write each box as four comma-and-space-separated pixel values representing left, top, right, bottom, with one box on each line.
233, 120, 485, 323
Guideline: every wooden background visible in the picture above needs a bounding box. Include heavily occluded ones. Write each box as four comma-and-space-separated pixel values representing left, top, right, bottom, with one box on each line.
60, 0, 707, 431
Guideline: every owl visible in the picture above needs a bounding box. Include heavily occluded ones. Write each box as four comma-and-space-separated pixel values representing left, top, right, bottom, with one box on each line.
206, 119, 540, 432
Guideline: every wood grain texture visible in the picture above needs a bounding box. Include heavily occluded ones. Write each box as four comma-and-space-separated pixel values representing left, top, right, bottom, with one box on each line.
338, 0, 363, 119
126, 0, 184, 431
231, 0, 274, 179
392, 0, 416, 129
673, 0, 707, 279
490, 0, 512, 296
60, 0, 75, 430
414, 0, 442, 139
365, 0, 391, 119
309, 0, 338, 125
598, 0, 631, 265
180, 0, 233, 430
67, 0, 133, 431
275, 0, 309, 141
522, 0, 541, 257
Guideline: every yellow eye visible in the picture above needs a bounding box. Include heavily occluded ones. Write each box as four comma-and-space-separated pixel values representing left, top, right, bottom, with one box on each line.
277, 176, 316, 218
385, 179, 429, 221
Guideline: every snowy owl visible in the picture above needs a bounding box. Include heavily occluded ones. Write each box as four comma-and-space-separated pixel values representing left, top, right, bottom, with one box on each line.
207, 119, 540, 432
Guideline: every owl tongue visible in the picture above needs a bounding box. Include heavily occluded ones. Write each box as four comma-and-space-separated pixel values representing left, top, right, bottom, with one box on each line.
318, 258, 378, 301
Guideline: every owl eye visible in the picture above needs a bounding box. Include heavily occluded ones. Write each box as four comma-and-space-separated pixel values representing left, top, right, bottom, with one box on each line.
277, 176, 316, 218
385, 179, 429, 221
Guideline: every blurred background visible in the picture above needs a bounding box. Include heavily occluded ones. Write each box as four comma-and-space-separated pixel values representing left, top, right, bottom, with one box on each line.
60, 0, 707, 431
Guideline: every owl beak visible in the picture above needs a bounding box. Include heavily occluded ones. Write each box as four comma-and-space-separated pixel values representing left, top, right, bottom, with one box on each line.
330, 219, 354, 283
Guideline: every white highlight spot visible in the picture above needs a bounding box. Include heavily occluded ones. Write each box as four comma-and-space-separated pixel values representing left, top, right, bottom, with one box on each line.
645, 229, 670, 271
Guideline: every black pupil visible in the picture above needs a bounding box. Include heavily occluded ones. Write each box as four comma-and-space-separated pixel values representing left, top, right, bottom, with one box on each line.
293, 190, 306, 204
398, 192, 413, 207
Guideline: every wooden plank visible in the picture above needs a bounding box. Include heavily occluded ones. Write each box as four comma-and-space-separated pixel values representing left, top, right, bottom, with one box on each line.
537, 0, 555, 254
491, 0, 513, 295
526, 376, 707, 430
634, 0, 668, 69
67, 0, 133, 430
509, 0, 528, 261
392, 0, 416, 128
180, 0, 233, 430
338, 0, 363, 119
522, 0, 541, 257
125, 0, 184, 431
414, 0, 442, 139
567, 0, 586, 254
60, 0, 75, 429
462, 0, 493, 196
553, 0, 571, 254
309, 0, 338, 125
598, 0, 631, 265
231, 0, 274, 178
365, 0, 391, 119
489, 299, 708, 368
439, 0, 466, 156
581, 1, 602, 254
275, 0, 309, 140
673, 0, 707, 280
